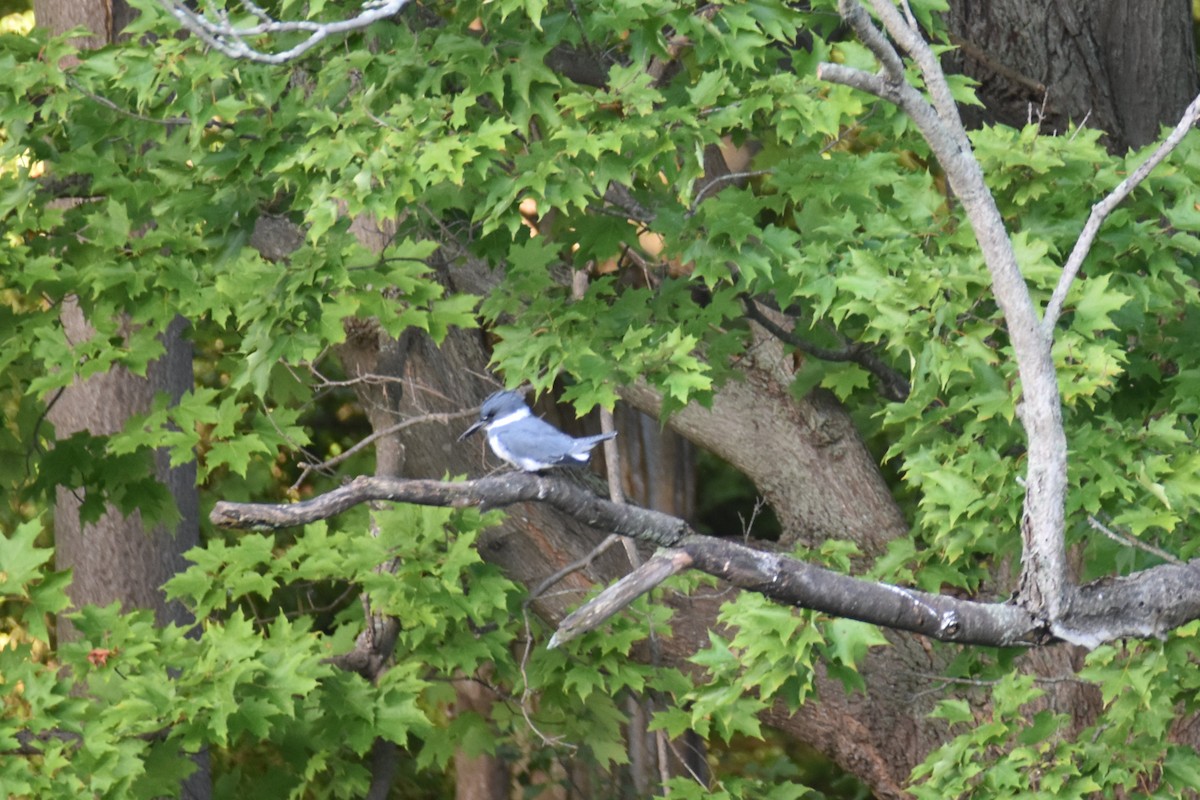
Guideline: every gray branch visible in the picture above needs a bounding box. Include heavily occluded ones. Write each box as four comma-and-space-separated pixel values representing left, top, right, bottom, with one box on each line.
821, 0, 1072, 634
1042, 91, 1200, 332
549, 550, 693, 648
159, 0, 411, 64
209, 473, 1200, 648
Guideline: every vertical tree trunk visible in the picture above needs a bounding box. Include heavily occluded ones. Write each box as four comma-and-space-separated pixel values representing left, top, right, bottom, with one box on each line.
35, 1, 209, 796
946, 0, 1198, 151
49, 307, 199, 637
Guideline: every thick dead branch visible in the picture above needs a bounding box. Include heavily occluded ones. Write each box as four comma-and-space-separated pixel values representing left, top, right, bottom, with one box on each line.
549, 550, 693, 648
160, 0, 411, 64
210, 474, 1200, 648
822, 0, 1071, 632
211, 473, 691, 545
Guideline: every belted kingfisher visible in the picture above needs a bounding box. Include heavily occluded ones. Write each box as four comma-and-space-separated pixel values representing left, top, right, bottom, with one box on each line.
458, 390, 617, 472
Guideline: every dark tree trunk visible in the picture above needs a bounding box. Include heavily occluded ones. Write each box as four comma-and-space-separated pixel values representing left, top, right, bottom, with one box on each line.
946, 0, 1198, 151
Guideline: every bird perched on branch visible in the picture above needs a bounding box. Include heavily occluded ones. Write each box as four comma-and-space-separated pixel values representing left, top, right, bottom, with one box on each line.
458, 390, 616, 472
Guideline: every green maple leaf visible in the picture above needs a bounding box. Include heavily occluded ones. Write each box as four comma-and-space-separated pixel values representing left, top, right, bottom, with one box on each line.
0, 519, 53, 596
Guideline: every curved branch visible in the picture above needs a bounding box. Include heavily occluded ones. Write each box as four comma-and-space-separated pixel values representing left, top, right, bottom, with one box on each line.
211, 474, 1200, 649
160, 0, 412, 64
743, 297, 911, 401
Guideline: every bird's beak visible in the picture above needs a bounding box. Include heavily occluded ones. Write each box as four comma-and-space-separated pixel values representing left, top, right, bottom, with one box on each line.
458, 420, 485, 442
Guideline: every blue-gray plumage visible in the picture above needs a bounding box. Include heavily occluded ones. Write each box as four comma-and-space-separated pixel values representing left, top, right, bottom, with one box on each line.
458, 390, 616, 472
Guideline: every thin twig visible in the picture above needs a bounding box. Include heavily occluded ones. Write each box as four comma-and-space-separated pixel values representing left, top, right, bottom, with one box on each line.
688, 170, 773, 215
907, 669, 1090, 700
1086, 515, 1185, 567
664, 736, 710, 788
743, 296, 910, 401
950, 34, 1047, 98
290, 408, 478, 490
1067, 110, 1093, 142
65, 75, 191, 126
518, 605, 576, 750
571, 268, 638, 571
819, 104, 879, 155
526, 533, 625, 602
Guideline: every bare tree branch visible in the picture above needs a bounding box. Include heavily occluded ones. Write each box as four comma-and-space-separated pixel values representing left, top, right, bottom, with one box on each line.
528, 532, 627, 602
821, 0, 1072, 632
291, 408, 478, 490
212, 473, 690, 544
1042, 91, 1200, 332
1086, 515, 1188, 568
212, 474, 1020, 644
743, 296, 911, 401
160, 0, 412, 65
65, 75, 191, 126
210, 473, 1200, 649
549, 550, 693, 648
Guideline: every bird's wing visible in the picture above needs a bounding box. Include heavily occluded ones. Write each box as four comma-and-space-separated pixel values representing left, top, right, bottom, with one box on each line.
499, 421, 586, 464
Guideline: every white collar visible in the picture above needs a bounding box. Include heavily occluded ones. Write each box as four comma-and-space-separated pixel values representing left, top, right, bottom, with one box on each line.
487, 406, 532, 430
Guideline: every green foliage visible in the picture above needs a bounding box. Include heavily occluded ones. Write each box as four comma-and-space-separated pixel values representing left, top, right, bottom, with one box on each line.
654, 592, 825, 741
0, 518, 70, 642
2, 0, 1200, 796
1, 500, 675, 797
662, 773, 814, 800
911, 630, 1200, 798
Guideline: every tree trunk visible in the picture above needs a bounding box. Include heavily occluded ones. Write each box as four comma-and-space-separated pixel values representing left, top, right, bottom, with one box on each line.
945, 0, 1198, 151
49, 307, 198, 637
36, 1, 209, 796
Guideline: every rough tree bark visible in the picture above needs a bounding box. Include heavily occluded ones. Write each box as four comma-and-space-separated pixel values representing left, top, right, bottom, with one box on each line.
48, 307, 198, 639
945, 0, 1198, 151
35, 2, 209, 796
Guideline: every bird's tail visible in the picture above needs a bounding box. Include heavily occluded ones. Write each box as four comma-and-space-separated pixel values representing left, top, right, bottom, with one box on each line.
577, 430, 618, 447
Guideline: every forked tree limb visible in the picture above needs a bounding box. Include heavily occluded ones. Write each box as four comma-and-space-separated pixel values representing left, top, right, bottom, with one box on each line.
159, 0, 411, 64
820, 0, 1072, 632
210, 473, 1200, 649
